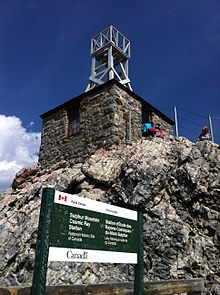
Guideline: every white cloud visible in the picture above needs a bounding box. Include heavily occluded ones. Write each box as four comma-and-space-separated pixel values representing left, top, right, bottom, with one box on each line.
0, 115, 41, 192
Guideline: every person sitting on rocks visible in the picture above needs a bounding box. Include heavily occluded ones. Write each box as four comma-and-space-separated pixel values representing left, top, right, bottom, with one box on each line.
155, 124, 163, 138
142, 123, 163, 138
142, 122, 153, 137
198, 126, 211, 141
147, 124, 163, 138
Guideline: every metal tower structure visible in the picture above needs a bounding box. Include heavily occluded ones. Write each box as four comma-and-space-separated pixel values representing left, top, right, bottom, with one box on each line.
86, 25, 132, 91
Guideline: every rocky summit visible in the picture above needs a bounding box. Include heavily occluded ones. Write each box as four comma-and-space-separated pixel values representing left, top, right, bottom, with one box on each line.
0, 137, 220, 294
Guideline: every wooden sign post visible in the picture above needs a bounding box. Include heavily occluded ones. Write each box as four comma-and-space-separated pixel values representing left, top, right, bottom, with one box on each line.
134, 211, 144, 294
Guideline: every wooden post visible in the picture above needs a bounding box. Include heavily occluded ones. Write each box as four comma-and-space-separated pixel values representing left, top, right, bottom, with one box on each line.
31, 188, 55, 295
134, 212, 144, 295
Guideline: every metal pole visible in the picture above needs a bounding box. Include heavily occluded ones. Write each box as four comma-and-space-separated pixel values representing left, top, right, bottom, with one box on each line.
208, 115, 214, 142
173, 106, 179, 137
108, 46, 114, 80
134, 212, 144, 295
109, 25, 113, 42
31, 188, 55, 295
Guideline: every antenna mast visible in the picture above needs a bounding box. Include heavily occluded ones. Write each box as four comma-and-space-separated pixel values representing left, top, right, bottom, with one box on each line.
86, 25, 132, 91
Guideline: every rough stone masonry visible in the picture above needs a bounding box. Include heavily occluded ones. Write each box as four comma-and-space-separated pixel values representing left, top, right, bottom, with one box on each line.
39, 80, 173, 168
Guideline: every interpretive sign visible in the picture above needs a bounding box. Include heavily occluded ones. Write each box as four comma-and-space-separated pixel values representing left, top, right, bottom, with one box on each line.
48, 190, 138, 264
31, 188, 144, 295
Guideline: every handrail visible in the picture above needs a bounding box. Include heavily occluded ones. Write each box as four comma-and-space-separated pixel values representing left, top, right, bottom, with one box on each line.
0, 278, 204, 295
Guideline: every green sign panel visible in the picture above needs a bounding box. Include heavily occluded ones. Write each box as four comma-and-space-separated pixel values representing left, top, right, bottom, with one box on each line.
48, 190, 139, 263
50, 204, 138, 253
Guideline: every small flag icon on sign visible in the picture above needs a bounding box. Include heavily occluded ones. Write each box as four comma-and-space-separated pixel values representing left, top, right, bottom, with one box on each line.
58, 195, 67, 202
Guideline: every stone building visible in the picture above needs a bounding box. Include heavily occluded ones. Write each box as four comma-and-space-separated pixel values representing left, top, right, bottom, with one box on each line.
39, 79, 174, 167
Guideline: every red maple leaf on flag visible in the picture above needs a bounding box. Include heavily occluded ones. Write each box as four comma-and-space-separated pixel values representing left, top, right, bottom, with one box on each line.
58, 195, 67, 202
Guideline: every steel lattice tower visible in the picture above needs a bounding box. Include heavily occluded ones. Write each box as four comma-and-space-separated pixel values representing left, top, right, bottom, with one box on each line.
86, 25, 132, 91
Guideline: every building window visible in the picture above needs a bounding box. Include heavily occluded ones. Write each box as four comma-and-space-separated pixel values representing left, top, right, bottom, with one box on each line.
142, 108, 152, 125
141, 108, 153, 137
68, 107, 80, 136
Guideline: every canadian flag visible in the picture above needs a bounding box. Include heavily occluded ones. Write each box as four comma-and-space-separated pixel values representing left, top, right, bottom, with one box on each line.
58, 195, 67, 202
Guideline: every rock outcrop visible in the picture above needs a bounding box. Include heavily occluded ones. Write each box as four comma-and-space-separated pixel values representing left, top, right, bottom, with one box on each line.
0, 137, 220, 294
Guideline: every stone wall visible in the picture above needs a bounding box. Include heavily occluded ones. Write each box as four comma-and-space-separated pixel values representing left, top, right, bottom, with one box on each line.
108, 85, 142, 142
152, 113, 173, 138
39, 85, 141, 167
80, 84, 142, 150
38, 107, 85, 167
39, 83, 173, 168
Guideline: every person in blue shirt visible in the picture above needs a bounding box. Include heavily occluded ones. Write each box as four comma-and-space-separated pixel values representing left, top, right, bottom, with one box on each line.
142, 122, 153, 135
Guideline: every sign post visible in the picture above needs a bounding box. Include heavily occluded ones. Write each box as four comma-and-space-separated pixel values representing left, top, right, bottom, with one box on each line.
31, 188, 143, 295
134, 211, 144, 294
31, 188, 55, 295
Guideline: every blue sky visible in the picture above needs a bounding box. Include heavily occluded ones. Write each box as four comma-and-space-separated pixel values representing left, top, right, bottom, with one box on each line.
0, 0, 220, 190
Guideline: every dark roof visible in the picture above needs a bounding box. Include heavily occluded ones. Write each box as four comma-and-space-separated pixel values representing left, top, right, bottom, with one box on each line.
40, 79, 174, 125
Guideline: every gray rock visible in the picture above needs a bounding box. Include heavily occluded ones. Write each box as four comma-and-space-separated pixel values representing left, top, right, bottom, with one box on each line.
0, 138, 219, 294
